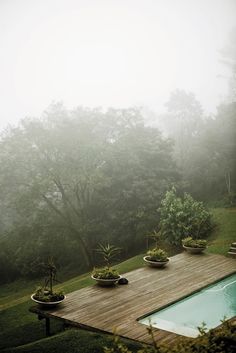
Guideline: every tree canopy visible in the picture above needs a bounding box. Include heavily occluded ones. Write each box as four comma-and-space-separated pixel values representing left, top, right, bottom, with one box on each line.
0, 105, 178, 282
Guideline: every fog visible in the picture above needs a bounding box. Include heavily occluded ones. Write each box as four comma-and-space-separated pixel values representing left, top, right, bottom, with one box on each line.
0, 0, 235, 130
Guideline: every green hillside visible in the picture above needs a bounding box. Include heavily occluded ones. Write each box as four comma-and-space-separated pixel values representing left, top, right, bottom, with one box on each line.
0, 208, 235, 353
208, 208, 236, 255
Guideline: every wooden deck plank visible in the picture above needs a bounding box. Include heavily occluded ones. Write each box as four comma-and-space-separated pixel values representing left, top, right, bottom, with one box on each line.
30, 253, 235, 345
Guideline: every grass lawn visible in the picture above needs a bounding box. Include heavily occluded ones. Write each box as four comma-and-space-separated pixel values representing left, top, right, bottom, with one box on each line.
0, 207, 235, 353
207, 208, 236, 255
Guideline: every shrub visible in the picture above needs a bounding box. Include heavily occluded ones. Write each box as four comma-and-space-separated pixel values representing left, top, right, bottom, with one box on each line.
159, 187, 212, 246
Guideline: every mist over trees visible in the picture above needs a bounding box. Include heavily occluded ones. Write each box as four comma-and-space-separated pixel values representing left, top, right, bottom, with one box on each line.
0, 30, 235, 284
161, 91, 236, 202
220, 27, 236, 101
0, 95, 235, 283
0, 106, 179, 282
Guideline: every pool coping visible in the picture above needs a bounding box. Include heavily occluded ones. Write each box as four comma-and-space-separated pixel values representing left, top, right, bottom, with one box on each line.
137, 271, 236, 321
137, 272, 236, 338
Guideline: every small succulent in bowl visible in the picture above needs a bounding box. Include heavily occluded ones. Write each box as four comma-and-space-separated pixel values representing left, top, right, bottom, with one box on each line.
182, 237, 207, 254
182, 237, 207, 248
91, 267, 121, 286
92, 267, 120, 280
33, 287, 64, 302
143, 248, 169, 267
31, 257, 65, 306
146, 248, 168, 262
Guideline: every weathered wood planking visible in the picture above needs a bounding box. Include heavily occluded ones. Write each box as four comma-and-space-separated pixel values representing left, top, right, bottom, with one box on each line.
30, 253, 235, 345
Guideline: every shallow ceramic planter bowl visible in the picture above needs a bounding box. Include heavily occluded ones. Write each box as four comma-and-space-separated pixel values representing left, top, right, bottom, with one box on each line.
91, 275, 122, 286
183, 245, 206, 254
31, 294, 66, 307
143, 256, 169, 268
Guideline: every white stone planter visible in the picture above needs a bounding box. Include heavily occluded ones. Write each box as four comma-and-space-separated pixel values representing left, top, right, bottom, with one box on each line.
183, 245, 206, 254
143, 256, 169, 268
91, 275, 122, 286
31, 294, 66, 307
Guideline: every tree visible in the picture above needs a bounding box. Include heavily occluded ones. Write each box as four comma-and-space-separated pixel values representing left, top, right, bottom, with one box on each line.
159, 188, 212, 246
183, 102, 236, 203
101, 124, 179, 253
0, 104, 178, 281
162, 89, 204, 174
206, 103, 236, 203
220, 27, 236, 101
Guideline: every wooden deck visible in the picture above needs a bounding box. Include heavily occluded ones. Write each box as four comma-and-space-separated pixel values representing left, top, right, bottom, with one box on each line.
30, 253, 235, 345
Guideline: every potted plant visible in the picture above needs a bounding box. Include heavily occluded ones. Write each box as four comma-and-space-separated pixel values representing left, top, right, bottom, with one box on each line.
91, 243, 122, 286
31, 257, 65, 307
143, 248, 169, 268
182, 236, 207, 254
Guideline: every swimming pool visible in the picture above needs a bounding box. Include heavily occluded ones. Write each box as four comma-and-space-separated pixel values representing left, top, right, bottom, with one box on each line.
139, 273, 236, 338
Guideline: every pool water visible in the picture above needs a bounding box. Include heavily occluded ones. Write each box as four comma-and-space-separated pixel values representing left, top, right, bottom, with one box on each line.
139, 273, 236, 337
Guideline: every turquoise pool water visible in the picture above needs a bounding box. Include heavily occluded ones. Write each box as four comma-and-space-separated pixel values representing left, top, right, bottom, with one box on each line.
139, 273, 236, 337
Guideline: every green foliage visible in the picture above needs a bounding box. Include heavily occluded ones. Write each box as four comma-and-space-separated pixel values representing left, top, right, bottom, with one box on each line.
0, 105, 178, 283
96, 243, 121, 267
2, 329, 141, 353
159, 187, 212, 246
104, 335, 134, 353
104, 321, 236, 353
0, 301, 64, 350
92, 243, 121, 279
92, 267, 120, 280
42, 257, 58, 294
162, 90, 236, 204
182, 102, 236, 203
33, 287, 64, 302
146, 248, 168, 262
207, 208, 236, 255
182, 237, 207, 248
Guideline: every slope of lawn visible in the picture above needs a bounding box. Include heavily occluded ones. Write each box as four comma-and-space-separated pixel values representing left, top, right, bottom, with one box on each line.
207, 208, 236, 255
1, 207, 235, 353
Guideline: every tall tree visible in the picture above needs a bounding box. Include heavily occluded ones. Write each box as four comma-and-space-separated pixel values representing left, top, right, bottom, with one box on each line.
178, 102, 236, 203
220, 27, 236, 101
162, 89, 204, 174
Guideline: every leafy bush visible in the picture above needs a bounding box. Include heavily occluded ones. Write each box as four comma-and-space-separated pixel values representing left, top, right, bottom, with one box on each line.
159, 187, 212, 246
182, 237, 207, 248
92, 267, 120, 279
146, 248, 168, 262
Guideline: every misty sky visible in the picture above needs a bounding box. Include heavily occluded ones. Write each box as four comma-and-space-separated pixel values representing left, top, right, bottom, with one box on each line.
0, 0, 235, 131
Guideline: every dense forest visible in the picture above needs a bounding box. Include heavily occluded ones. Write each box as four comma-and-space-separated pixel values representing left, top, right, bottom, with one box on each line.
0, 92, 235, 284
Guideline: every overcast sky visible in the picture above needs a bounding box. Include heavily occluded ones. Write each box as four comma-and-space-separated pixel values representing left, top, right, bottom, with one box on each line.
0, 0, 235, 130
